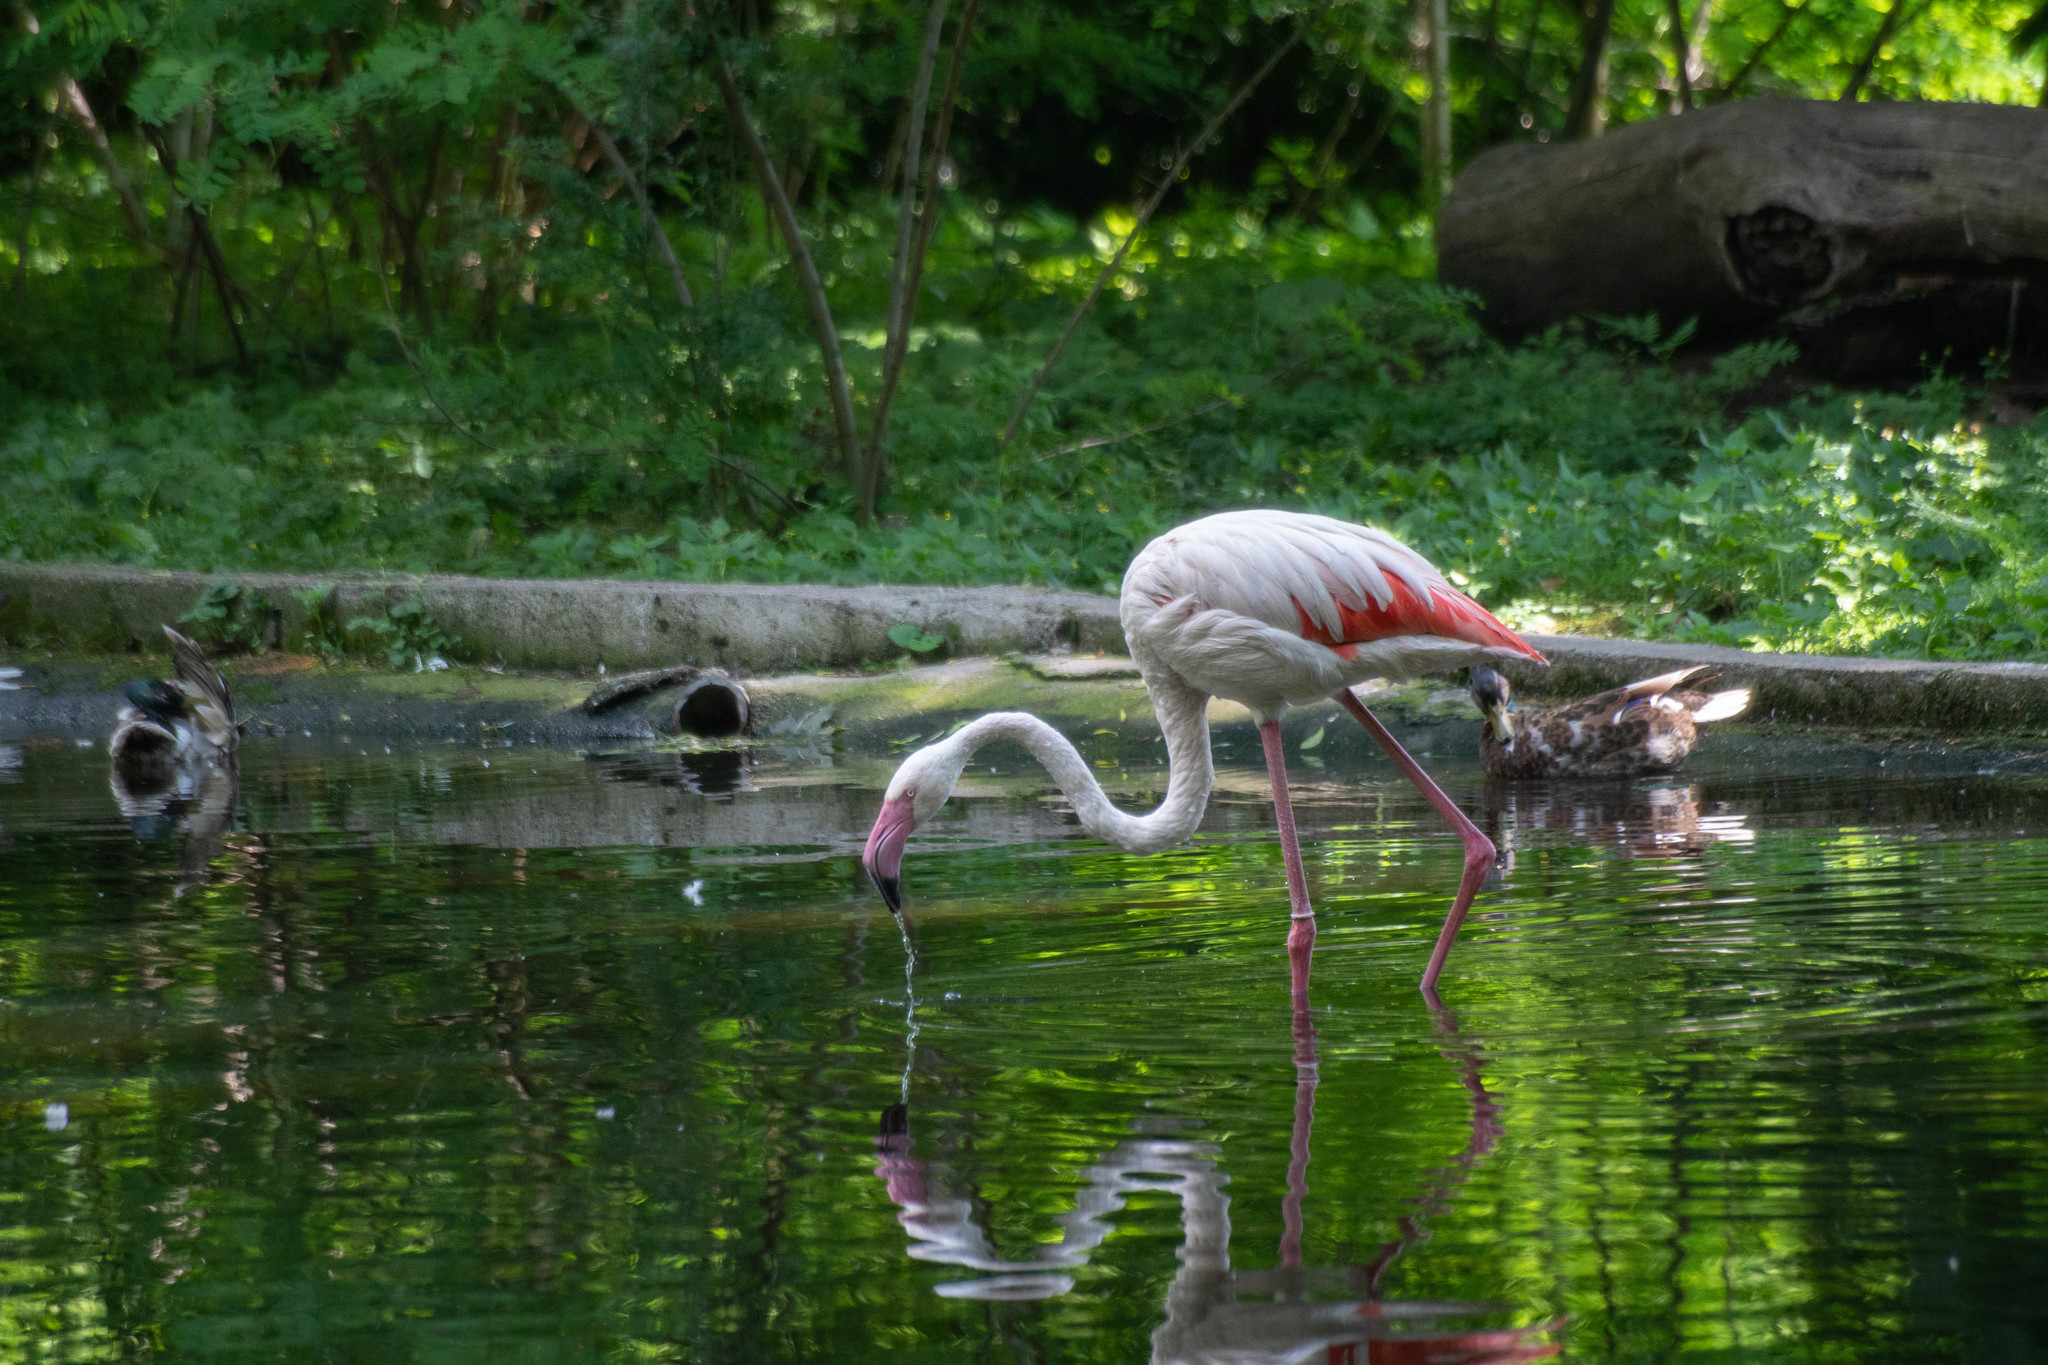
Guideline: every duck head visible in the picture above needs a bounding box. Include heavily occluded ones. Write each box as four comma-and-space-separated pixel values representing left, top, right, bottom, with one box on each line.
1467, 666, 1516, 749
123, 678, 187, 729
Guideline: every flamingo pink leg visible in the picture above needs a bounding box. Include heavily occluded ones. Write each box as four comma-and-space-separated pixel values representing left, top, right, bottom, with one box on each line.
1334, 689, 1495, 1000
1256, 720, 1316, 989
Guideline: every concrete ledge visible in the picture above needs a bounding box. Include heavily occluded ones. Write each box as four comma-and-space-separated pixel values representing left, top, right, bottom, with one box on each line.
0, 562, 1121, 673
5, 562, 2048, 734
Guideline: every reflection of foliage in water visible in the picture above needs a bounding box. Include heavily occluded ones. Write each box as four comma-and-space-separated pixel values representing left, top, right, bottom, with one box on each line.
0, 744, 2045, 1359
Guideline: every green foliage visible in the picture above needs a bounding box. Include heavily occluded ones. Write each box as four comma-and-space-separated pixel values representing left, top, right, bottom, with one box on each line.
177, 578, 272, 654
343, 593, 457, 668
888, 622, 947, 653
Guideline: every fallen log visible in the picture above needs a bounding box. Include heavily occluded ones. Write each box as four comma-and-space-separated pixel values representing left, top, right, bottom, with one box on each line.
1439, 100, 2048, 376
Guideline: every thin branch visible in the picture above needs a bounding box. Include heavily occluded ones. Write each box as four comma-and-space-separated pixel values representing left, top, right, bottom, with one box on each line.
589, 121, 693, 312
377, 270, 499, 451
868, 0, 950, 493
56, 74, 154, 247
14, 117, 45, 299
998, 10, 1323, 450
1513, 0, 1552, 109
714, 56, 868, 522
1840, 0, 1929, 99
1291, 82, 1361, 217
147, 124, 253, 369
1717, 0, 1806, 99
1037, 358, 1312, 459
867, 0, 979, 495
192, 208, 251, 371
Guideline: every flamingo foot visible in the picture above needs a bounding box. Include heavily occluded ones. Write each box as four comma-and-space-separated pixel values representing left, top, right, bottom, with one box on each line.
1334, 689, 1494, 998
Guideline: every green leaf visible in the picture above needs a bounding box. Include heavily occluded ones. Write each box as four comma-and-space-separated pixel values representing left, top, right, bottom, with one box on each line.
888, 623, 945, 653
1299, 726, 1325, 751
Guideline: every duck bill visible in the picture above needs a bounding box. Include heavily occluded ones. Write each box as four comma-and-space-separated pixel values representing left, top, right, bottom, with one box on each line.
862, 795, 915, 913
1483, 701, 1516, 750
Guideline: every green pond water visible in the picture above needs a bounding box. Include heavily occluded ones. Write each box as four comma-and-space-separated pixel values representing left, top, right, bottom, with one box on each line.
2, 727, 2047, 1363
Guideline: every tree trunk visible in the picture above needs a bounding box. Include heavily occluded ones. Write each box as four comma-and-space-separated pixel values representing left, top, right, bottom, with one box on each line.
1564, 0, 1617, 137
714, 58, 868, 522
1439, 100, 2048, 376
1419, 0, 1453, 206
870, 0, 980, 490
864, 0, 951, 512
1663, 0, 1693, 111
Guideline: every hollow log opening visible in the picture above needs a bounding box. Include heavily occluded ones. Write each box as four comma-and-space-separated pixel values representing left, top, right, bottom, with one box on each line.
1727, 207, 1834, 306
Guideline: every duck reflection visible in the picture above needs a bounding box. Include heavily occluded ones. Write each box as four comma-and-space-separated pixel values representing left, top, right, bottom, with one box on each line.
872, 988, 1559, 1362
1482, 778, 1753, 874
109, 751, 240, 897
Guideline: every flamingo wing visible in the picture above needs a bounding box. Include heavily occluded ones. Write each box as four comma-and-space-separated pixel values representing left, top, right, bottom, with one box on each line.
1135, 511, 1545, 663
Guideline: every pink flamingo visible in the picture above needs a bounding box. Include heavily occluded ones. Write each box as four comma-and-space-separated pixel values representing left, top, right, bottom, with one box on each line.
860, 510, 1547, 996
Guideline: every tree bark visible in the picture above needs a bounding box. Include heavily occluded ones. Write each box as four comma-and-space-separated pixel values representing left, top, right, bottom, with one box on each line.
1439, 100, 2048, 375
714, 58, 868, 522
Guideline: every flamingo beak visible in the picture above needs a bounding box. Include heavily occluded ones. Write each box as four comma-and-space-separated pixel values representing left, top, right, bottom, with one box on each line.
862, 795, 915, 913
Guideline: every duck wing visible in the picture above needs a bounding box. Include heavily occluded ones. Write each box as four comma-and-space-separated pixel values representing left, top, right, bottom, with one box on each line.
163, 626, 238, 751
1673, 686, 1752, 723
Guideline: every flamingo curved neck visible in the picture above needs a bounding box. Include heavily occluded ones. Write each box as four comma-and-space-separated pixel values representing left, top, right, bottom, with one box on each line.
950, 677, 1213, 856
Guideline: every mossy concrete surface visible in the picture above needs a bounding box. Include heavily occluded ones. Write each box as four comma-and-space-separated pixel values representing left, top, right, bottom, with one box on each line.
7, 561, 2048, 735
0, 562, 1120, 672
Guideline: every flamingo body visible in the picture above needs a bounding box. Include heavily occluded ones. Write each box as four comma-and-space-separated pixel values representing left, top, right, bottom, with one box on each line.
862, 510, 1547, 995
1122, 511, 1543, 719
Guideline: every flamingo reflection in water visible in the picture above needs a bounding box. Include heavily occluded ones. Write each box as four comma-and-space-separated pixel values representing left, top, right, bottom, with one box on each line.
871, 984, 1560, 1363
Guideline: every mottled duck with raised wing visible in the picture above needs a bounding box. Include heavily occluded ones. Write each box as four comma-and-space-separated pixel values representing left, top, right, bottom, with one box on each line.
1468, 664, 1749, 778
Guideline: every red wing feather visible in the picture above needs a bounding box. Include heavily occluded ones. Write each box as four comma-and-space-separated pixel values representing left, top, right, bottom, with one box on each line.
1292, 577, 1546, 663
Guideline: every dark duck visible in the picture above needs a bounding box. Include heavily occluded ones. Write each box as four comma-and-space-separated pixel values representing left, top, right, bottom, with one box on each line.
1467, 664, 1750, 779
110, 627, 238, 821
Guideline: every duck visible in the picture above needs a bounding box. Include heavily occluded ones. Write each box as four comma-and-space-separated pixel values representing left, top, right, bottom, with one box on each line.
110, 627, 238, 806
1467, 664, 1750, 779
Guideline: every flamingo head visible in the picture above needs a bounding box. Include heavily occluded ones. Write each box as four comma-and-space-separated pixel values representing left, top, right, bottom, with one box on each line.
862, 735, 973, 914
1467, 666, 1516, 749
